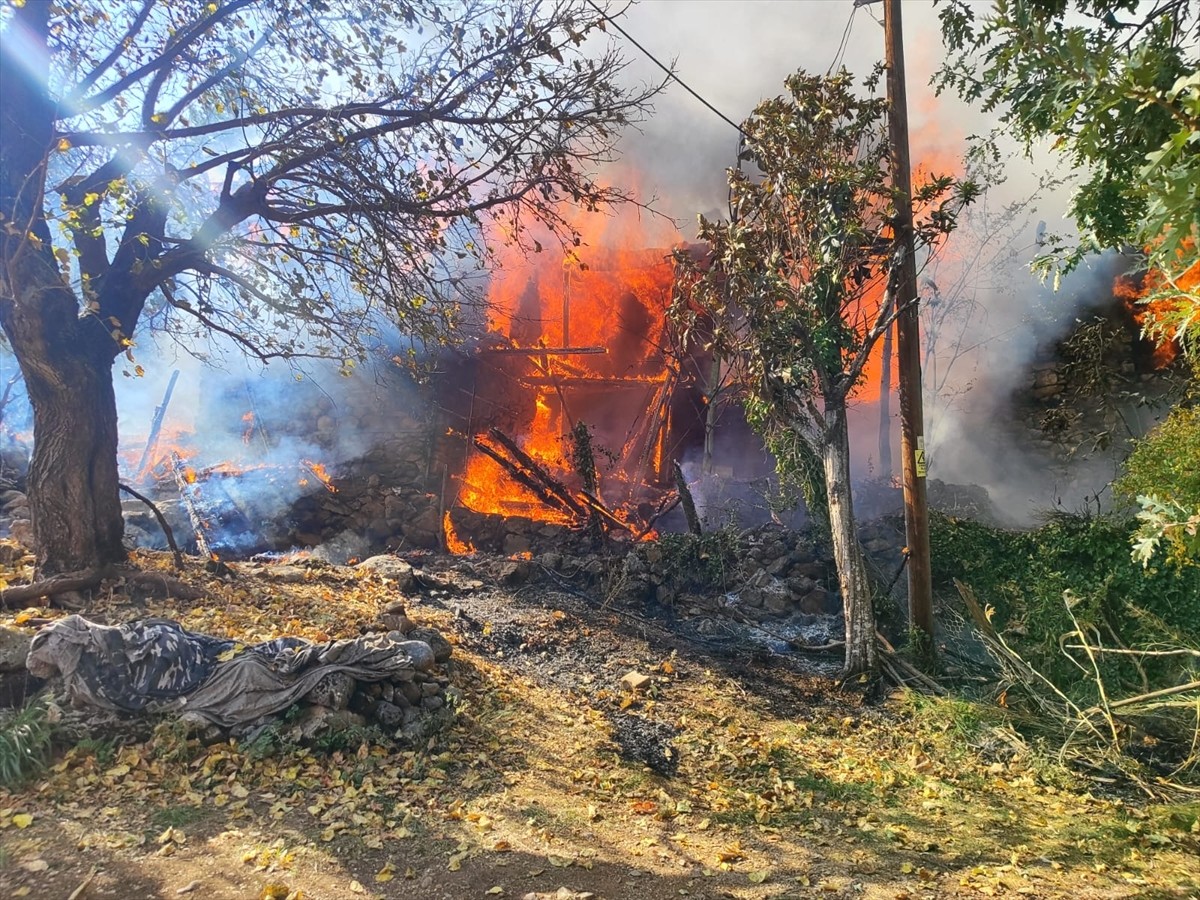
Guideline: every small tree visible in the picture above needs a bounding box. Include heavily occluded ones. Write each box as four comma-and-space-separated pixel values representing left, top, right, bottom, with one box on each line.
0, 0, 661, 576
672, 70, 971, 675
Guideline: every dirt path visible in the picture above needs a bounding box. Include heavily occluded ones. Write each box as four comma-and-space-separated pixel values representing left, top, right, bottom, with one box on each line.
1, 550, 1197, 899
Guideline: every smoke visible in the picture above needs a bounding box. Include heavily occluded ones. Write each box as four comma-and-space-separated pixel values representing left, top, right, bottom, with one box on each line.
599, 0, 1142, 524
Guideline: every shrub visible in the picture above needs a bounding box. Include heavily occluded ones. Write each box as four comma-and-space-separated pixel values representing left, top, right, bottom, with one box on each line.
1114, 403, 1200, 510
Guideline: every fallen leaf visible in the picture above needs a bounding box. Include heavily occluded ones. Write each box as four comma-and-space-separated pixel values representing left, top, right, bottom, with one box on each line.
13, 813, 33, 829
748, 870, 770, 884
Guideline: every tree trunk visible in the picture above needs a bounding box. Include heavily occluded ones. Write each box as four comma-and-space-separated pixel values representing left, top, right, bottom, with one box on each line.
822, 394, 877, 675
17, 324, 126, 575
1, 0, 126, 577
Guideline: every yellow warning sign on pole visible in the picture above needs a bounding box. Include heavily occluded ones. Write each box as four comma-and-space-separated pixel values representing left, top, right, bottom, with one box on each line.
915, 436, 927, 478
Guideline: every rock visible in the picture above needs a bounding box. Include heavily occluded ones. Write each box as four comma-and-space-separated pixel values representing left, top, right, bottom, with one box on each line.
407, 627, 452, 664
374, 700, 405, 728
304, 672, 357, 710
264, 565, 308, 584
620, 671, 652, 692
421, 695, 444, 711
764, 588, 791, 616
293, 706, 366, 741
502, 533, 532, 556
0, 625, 32, 672
355, 555, 414, 590
419, 680, 441, 697
399, 682, 423, 705
395, 639, 436, 672
799, 587, 838, 615
496, 559, 533, 586
9, 519, 33, 548
349, 690, 380, 718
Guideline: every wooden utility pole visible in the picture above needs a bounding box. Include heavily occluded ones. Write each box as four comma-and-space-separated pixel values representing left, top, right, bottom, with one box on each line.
882, 0, 935, 648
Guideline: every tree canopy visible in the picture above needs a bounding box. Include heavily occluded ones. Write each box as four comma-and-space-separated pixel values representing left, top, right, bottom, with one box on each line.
1, 0, 662, 363
937, 0, 1199, 348
0, 0, 661, 573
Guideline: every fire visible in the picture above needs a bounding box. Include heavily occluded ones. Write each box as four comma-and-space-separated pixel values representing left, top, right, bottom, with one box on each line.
450, 194, 682, 536
1116, 251, 1198, 369
302, 459, 338, 493
443, 511, 475, 554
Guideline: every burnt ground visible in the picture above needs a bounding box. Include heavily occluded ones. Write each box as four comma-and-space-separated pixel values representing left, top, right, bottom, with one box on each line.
1, 547, 1198, 900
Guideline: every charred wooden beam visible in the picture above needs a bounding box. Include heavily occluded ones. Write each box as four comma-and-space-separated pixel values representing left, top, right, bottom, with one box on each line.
516, 376, 666, 387
134, 369, 180, 481
673, 460, 702, 535
579, 489, 633, 533
486, 428, 589, 518
170, 451, 213, 558
471, 437, 578, 518
482, 346, 607, 356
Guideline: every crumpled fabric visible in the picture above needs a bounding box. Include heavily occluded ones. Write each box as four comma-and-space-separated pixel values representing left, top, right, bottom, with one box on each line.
27, 615, 436, 728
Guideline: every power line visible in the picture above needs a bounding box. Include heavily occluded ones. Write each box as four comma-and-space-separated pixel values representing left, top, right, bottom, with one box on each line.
828, 5, 858, 74
582, 0, 745, 136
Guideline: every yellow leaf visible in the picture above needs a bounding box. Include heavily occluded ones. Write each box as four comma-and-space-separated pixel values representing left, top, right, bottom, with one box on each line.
56, 137, 71, 152
217, 644, 246, 662
748, 870, 770, 884
486, 888, 504, 896
448, 851, 467, 871
375, 862, 394, 883
13, 813, 34, 828
348, 881, 365, 894
716, 842, 744, 863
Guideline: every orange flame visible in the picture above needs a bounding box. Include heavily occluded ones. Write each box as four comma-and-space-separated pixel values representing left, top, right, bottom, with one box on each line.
301, 459, 337, 492
443, 511, 475, 554
1115, 249, 1197, 370
451, 191, 681, 536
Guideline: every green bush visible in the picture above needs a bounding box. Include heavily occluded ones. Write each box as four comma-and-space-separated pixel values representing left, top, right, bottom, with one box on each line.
1114, 404, 1200, 509
931, 513, 1200, 697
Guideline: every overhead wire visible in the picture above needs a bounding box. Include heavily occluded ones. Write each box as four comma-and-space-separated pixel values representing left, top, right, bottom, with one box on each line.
828, 4, 858, 74
582, 0, 745, 136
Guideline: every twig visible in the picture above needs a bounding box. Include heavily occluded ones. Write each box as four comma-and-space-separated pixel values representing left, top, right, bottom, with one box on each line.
119, 482, 184, 569
1104, 680, 1200, 711
1062, 645, 1200, 658
67, 865, 99, 900
1064, 594, 1121, 749
635, 493, 680, 540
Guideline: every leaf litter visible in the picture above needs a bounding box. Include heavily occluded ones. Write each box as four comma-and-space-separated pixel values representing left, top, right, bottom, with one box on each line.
0, 547, 1197, 898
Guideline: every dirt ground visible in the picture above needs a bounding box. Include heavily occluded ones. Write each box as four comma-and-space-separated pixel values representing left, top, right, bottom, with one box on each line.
1, 549, 1198, 900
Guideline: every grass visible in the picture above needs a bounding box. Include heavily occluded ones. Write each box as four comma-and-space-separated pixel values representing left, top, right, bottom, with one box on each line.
0, 698, 53, 788
150, 804, 209, 830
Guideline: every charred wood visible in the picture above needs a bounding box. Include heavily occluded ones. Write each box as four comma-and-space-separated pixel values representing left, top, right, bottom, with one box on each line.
119, 481, 184, 569
471, 437, 577, 518
486, 428, 589, 518
170, 451, 212, 558
673, 461, 702, 535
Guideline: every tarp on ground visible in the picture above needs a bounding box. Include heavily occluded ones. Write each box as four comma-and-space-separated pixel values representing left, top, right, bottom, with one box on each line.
26, 615, 436, 728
